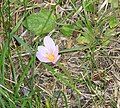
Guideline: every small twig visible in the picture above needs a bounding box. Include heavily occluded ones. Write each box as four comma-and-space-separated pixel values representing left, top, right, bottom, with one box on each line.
59, 46, 89, 54
35, 84, 52, 96
11, 52, 30, 58
0, 84, 13, 94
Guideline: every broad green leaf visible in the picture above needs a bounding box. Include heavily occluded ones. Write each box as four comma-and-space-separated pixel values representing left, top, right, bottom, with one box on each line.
104, 28, 116, 36
60, 25, 74, 37
109, 16, 118, 28
24, 9, 56, 35
75, 20, 83, 29
102, 28, 116, 46
76, 34, 90, 45
109, 0, 118, 8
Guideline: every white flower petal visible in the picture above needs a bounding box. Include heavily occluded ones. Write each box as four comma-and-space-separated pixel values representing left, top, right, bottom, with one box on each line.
53, 55, 61, 64
44, 36, 56, 52
37, 46, 50, 55
36, 52, 50, 63
36, 46, 51, 62
53, 45, 59, 58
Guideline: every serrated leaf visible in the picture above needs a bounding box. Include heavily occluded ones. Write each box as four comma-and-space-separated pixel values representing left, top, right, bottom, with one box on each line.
23, 10, 56, 35
109, 16, 118, 28
60, 25, 74, 37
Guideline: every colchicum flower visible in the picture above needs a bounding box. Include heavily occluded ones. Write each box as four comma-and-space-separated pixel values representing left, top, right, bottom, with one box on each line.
36, 36, 60, 64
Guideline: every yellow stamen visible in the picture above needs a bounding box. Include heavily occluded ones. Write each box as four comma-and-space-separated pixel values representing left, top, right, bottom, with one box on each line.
46, 53, 55, 62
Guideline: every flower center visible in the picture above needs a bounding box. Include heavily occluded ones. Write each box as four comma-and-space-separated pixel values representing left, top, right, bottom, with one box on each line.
46, 53, 55, 62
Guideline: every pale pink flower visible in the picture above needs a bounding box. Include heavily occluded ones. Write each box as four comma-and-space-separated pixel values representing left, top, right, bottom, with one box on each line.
36, 36, 60, 64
